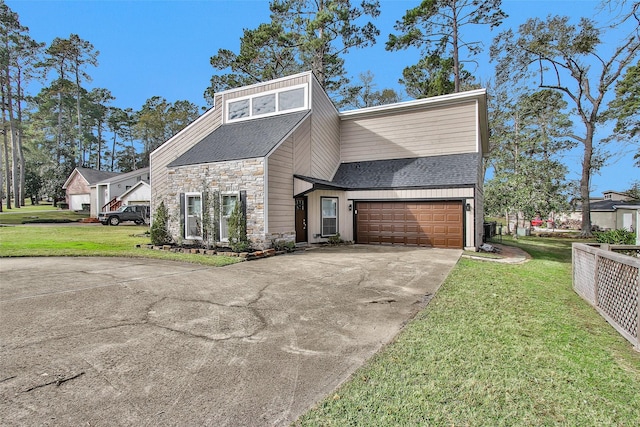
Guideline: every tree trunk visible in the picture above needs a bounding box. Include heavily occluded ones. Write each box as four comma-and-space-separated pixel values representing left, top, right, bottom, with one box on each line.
579, 125, 594, 237
451, 2, 460, 92
4, 61, 20, 208
2, 129, 11, 210
75, 63, 83, 167
16, 68, 25, 206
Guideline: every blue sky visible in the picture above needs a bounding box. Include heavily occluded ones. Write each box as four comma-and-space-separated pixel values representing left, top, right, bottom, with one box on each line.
8, 0, 639, 196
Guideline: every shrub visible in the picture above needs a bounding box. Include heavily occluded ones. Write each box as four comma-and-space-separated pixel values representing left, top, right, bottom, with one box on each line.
594, 229, 636, 245
271, 239, 296, 252
228, 201, 249, 252
328, 233, 343, 245
150, 201, 172, 245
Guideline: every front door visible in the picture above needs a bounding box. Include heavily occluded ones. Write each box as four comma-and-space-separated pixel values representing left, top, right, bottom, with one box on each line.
295, 197, 307, 243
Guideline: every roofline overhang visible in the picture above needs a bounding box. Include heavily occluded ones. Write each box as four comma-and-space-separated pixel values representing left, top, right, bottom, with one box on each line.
338, 88, 487, 119
613, 204, 640, 209
62, 168, 82, 189
265, 111, 312, 158
293, 173, 476, 197
168, 156, 265, 170
216, 71, 314, 97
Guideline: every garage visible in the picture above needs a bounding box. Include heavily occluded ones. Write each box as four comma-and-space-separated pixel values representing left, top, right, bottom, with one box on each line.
69, 194, 90, 211
355, 201, 464, 249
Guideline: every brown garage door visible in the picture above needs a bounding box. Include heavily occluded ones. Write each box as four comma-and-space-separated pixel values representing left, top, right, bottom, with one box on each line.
355, 201, 463, 249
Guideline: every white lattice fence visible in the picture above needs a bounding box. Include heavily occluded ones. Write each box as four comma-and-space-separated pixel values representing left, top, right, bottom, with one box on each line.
572, 243, 640, 351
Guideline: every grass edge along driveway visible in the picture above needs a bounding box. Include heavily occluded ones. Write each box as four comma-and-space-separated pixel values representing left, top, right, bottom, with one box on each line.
296, 237, 640, 426
0, 225, 241, 267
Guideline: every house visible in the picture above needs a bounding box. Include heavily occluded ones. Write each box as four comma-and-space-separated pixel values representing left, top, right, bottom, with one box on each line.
91, 167, 150, 217
558, 190, 639, 231
150, 71, 488, 250
590, 199, 639, 231
62, 167, 120, 211
118, 181, 151, 207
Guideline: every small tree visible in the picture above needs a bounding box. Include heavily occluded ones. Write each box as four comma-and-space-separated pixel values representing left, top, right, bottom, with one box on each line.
150, 201, 172, 245
227, 200, 249, 252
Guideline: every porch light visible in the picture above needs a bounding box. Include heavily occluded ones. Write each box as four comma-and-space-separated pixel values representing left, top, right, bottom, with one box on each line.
466, 203, 472, 211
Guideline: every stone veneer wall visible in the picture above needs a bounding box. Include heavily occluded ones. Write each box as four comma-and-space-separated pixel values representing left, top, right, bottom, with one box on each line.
164, 158, 267, 248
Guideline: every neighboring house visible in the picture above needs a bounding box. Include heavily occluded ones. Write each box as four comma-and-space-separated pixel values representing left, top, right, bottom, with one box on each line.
150, 71, 488, 250
602, 190, 634, 201
118, 181, 151, 207
91, 167, 150, 217
590, 199, 639, 231
62, 167, 119, 211
558, 191, 639, 231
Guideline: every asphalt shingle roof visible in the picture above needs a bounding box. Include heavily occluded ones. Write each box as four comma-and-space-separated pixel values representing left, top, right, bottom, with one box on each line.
329, 153, 481, 189
168, 111, 310, 167
77, 168, 120, 185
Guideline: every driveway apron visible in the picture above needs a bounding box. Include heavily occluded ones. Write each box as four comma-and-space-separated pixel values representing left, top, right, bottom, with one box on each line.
0, 245, 460, 426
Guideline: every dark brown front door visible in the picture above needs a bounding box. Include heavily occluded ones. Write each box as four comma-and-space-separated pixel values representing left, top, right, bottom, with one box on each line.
355, 201, 464, 249
295, 197, 307, 243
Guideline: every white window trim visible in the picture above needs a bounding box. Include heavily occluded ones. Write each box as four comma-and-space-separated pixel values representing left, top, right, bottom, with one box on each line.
185, 192, 203, 240
225, 83, 308, 123
321, 197, 338, 237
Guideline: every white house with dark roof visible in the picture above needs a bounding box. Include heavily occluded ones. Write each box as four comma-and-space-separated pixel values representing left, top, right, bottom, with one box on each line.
150, 71, 489, 250
63, 167, 120, 211
91, 167, 150, 217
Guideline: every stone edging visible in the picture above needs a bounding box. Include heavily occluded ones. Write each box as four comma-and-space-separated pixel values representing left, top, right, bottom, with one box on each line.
136, 244, 293, 261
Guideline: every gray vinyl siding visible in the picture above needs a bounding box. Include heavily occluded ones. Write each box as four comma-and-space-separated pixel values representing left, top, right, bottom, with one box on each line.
267, 136, 294, 233
150, 95, 223, 212
340, 100, 478, 163
310, 78, 340, 180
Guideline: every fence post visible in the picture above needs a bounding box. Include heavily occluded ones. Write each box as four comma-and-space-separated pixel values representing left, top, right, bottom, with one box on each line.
637, 284, 640, 351
593, 253, 600, 307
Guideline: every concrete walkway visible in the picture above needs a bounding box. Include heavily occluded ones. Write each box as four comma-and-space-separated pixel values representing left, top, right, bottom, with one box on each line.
0, 245, 460, 426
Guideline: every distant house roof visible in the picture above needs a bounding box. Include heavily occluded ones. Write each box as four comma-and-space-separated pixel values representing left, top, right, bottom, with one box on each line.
94, 167, 150, 186
168, 111, 310, 168
295, 153, 480, 193
63, 167, 120, 189
589, 199, 640, 211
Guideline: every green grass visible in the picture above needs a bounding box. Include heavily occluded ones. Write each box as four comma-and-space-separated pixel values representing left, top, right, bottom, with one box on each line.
0, 225, 241, 267
0, 202, 89, 224
296, 237, 640, 426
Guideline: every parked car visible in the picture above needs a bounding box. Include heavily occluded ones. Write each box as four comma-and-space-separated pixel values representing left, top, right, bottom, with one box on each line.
99, 205, 150, 226
531, 218, 544, 227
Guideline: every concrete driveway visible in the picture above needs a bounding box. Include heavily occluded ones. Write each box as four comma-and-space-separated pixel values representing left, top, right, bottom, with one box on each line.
0, 245, 460, 426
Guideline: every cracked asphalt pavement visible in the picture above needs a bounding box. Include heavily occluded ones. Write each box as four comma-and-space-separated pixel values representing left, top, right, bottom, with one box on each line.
0, 245, 460, 426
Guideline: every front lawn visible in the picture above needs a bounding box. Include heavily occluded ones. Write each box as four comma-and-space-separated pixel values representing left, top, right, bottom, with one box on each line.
297, 237, 640, 426
0, 225, 241, 267
0, 202, 89, 224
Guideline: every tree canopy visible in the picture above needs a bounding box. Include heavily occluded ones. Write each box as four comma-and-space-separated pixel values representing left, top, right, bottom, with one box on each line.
387, 0, 506, 96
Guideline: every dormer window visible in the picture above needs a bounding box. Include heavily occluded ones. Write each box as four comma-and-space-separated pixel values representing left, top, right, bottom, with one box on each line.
225, 83, 308, 123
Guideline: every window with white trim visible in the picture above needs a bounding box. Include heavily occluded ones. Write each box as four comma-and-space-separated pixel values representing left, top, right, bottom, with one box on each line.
185, 192, 202, 239
225, 84, 308, 123
321, 197, 338, 237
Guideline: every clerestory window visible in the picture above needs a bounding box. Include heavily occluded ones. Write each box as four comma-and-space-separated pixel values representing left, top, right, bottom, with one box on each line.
226, 84, 308, 123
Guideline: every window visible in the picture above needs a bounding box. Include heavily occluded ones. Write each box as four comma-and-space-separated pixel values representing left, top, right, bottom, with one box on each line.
220, 194, 238, 241
252, 93, 276, 115
278, 87, 305, 111
185, 193, 202, 239
225, 83, 308, 122
321, 197, 338, 237
228, 99, 250, 120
